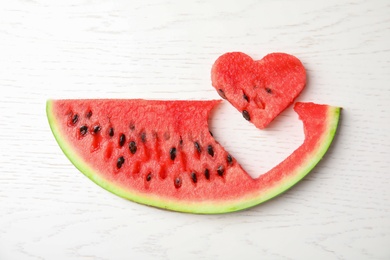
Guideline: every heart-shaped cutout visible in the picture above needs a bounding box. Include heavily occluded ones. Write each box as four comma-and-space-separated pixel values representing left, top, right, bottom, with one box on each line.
211, 52, 306, 129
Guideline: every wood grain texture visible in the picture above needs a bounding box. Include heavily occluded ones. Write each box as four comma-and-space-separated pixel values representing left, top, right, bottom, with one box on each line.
1, 0, 389, 259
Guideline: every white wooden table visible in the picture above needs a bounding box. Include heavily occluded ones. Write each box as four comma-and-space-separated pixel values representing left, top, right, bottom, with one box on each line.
1, 1, 389, 259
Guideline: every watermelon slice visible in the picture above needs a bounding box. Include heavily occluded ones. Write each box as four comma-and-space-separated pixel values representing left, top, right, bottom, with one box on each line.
47, 99, 340, 214
211, 52, 306, 129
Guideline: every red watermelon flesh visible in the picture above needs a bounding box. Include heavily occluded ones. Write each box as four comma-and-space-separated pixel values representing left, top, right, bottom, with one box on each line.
47, 99, 340, 214
211, 52, 306, 129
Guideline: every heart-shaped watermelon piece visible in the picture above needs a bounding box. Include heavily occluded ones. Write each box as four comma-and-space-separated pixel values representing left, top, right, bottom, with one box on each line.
211, 52, 306, 129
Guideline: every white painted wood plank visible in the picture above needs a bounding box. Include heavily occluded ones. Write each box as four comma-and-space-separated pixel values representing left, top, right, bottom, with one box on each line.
1, 0, 389, 259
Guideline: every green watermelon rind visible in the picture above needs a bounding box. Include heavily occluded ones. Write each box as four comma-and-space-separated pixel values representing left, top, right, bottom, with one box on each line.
233, 106, 341, 212
47, 100, 340, 214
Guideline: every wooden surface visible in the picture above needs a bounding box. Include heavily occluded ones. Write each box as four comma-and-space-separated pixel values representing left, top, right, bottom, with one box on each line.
1, 0, 389, 259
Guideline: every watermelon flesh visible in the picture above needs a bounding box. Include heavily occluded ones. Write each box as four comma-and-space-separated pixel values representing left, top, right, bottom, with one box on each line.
47, 99, 340, 214
211, 52, 306, 129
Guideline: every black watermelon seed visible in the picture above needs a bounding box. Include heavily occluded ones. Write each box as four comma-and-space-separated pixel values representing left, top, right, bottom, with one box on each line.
119, 134, 126, 147
129, 141, 137, 154
86, 110, 92, 118
93, 125, 101, 134
71, 114, 79, 125
109, 127, 114, 137
146, 173, 152, 182
179, 136, 183, 145
174, 177, 182, 188
204, 169, 210, 180
227, 154, 233, 164
209, 131, 213, 137
170, 147, 177, 160
129, 123, 135, 131
242, 110, 250, 121
243, 93, 249, 102
218, 89, 227, 99
265, 87, 272, 94
191, 172, 197, 183
194, 141, 201, 154
207, 145, 214, 157
80, 125, 88, 136
217, 165, 225, 176
141, 132, 146, 143
117, 156, 125, 169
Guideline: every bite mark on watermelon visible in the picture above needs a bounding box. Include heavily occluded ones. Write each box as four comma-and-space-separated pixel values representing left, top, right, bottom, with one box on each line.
47, 99, 340, 214
211, 52, 306, 129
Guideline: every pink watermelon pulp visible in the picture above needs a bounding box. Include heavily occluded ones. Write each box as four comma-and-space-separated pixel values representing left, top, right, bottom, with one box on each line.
47, 99, 340, 214
211, 52, 306, 129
